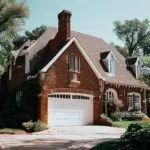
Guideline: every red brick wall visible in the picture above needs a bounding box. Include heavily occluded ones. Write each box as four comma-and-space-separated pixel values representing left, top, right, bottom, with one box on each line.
39, 42, 104, 124
104, 83, 146, 113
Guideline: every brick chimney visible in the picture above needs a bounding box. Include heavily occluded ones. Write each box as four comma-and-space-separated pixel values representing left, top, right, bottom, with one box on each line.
57, 10, 72, 44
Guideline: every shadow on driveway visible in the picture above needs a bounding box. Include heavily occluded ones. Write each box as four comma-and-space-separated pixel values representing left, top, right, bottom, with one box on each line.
3, 138, 113, 150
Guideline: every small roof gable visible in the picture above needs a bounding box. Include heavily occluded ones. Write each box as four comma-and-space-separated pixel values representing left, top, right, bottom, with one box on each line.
100, 51, 110, 59
126, 57, 144, 66
126, 57, 138, 65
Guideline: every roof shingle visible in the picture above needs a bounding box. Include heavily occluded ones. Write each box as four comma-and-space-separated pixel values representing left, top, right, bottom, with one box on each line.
12, 27, 148, 88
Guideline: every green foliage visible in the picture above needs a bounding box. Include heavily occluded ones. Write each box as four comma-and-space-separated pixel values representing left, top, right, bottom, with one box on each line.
0, 50, 9, 64
0, 0, 29, 50
92, 123, 150, 150
143, 55, 150, 67
0, 75, 41, 129
140, 74, 150, 86
111, 111, 144, 121
22, 120, 48, 132
22, 120, 34, 132
110, 43, 129, 58
0, 93, 31, 128
114, 19, 150, 56
126, 123, 143, 132
33, 120, 48, 132
21, 75, 41, 121
25, 25, 48, 40
119, 124, 150, 150
13, 35, 28, 50
12, 25, 48, 50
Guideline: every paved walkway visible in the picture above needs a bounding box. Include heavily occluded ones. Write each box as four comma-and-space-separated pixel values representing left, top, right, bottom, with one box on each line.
0, 126, 125, 150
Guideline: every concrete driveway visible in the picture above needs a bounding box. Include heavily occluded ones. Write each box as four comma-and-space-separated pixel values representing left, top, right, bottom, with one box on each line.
0, 126, 125, 150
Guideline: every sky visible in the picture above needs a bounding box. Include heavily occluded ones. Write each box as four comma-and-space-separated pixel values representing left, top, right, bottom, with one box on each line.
24, 0, 150, 45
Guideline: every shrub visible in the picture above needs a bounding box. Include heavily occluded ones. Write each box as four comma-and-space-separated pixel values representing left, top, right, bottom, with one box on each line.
126, 123, 143, 133
22, 120, 48, 132
92, 123, 150, 150
119, 123, 150, 150
22, 120, 34, 132
33, 120, 48, 132
111, 111, 144, 121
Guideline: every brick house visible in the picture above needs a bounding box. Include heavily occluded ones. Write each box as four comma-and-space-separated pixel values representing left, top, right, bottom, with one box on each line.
0, 10, 149, 126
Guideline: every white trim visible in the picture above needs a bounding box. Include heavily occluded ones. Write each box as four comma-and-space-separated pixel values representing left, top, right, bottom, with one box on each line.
48, 92, 94, 98
41, 37, 105, 80
107, 51, 117, 61
25, 53, 30, 74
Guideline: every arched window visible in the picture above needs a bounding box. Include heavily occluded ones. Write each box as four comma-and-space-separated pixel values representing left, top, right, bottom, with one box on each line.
105, 88, 118, 101
127, 92, 141, 111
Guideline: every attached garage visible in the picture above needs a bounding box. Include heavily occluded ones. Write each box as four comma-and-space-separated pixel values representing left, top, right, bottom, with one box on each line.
48, 92, 93, 126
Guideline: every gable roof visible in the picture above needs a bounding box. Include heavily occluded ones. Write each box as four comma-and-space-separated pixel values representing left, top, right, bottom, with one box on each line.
126, 57, 144, 66
126, 57, 138, 65
100, 51, 110, 59
41, 37, 105, 80
12, 27, 148, 88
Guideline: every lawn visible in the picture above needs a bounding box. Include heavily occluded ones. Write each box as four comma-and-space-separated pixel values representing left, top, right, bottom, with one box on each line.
0, 128, 26, 134
113, 121, 141, 128
113, 120, 150, 128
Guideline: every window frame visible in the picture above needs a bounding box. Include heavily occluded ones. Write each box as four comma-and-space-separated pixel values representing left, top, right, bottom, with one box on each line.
127, 92, 141, 111
108, 54, 115, 76
68, 54, 80, 73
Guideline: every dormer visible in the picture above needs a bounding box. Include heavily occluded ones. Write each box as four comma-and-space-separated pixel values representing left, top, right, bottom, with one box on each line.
101, 51, 117, 76
126, 57, 144, 79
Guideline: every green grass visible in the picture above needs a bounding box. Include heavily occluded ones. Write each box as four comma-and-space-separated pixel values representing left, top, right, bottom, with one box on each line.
143, 55, 150, 67
113, 120, 150, 128
113, 121, 140, 128
0, 128, 21, 134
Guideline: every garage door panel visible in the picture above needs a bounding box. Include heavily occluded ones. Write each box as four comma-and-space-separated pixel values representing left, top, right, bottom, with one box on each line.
49, 109, 83, 126
48, 93, 93, 126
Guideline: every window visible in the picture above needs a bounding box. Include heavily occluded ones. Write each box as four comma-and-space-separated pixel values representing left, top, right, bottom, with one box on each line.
105, 90, 115, 101
68, 55, 80, 72
109, 55, 115, 76
127, 93, 141, 111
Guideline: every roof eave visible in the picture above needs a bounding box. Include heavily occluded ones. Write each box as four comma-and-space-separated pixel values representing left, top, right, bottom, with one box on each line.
40, 37, 105, 81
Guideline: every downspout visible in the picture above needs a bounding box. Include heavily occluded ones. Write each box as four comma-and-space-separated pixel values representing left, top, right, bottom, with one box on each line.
98, 79, 105, 114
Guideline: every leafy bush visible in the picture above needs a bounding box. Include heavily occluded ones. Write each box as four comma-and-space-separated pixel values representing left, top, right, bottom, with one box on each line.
92, 123, 150, 150
22, 120, 48, 132
119, 123, 150, 150
22, 120, 34, 132
111, 111, 144, 121
126, 123, 143, 132
33, 120, 48, 132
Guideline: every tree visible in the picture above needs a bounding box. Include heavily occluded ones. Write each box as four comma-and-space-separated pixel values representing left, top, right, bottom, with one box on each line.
0, 0, 29, 49
0, 0, 29, 65
25, 25, 48, 40
114, 19, 150, 56
13, 25, 48, 50
110, 42, 129, 58
13, 35, 28, 50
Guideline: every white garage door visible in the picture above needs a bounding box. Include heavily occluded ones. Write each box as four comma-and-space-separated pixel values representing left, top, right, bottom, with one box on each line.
48, 92, 93, 126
